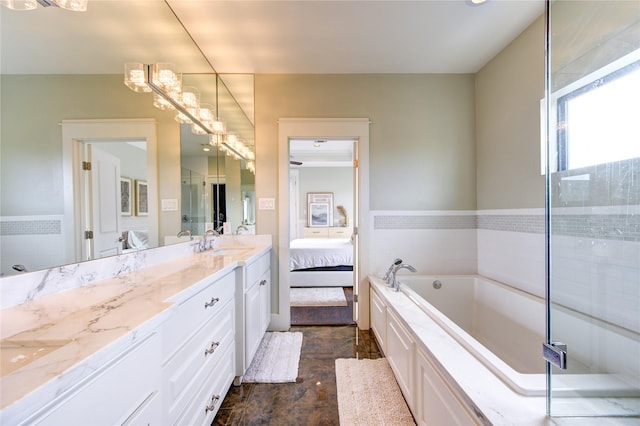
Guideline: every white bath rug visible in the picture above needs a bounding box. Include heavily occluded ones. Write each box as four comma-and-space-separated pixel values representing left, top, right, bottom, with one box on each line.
242, 332, 303, 383
335, 358, 416, 425
290, 287, 348, 307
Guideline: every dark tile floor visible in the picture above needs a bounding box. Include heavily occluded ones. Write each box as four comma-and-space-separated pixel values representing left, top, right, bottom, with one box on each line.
213, 325, 382, 425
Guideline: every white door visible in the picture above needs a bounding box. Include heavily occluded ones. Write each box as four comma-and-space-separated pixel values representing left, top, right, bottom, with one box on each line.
289, 169, 299, 240
351, 140, 359, 322
87, 145, 122, 259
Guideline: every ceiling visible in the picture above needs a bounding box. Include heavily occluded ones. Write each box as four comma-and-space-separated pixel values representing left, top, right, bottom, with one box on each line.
168, 0, 545, 74
0, 0, 544, 75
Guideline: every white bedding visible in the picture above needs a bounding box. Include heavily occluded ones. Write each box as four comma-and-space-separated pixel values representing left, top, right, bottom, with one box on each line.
289, 238, 353, 271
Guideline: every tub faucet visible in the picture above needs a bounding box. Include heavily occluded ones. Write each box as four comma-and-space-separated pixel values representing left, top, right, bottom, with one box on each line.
200, 228, 220, 251
383, 258, 403, 285
390, 264, 416, 291
177, 229, 193, 240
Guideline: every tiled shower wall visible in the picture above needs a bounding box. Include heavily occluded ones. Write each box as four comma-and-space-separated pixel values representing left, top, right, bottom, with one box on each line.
0, 216, 67, 276
370, 208, 640, 328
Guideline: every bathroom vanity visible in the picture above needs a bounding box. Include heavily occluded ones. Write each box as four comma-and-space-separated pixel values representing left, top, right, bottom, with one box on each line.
0, 236, 272, 425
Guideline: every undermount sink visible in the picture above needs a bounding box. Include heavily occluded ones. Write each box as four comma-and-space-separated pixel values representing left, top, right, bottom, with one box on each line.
1, 338, 72, 377
206, 247, 253, 256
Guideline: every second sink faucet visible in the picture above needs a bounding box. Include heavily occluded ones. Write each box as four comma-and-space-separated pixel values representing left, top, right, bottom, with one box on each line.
390, 264, 416, 291
200, 228, 220, 251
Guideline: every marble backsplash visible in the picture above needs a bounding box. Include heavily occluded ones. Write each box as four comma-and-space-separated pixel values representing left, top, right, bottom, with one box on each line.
0, 240, 198, 309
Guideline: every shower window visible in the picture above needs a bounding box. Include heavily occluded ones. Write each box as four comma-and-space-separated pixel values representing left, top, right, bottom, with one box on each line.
554, 53, 640, 171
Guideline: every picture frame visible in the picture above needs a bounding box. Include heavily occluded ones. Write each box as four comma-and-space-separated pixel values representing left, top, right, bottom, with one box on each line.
120, 177, 132, 216
135, 180, 148, 216
309, 202, 330, 227
307, 192, 333, 227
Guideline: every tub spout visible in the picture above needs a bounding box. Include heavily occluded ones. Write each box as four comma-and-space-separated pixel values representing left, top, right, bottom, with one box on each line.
383, 258, 403, 286
391, 264, 416, 291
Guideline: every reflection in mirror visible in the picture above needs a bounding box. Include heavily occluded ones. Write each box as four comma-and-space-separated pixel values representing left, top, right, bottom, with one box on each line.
0, 1, 214, 276
180, 74, 255, 236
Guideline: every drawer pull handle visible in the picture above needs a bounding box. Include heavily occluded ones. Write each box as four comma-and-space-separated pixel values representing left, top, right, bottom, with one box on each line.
204, 395, 220, 413
260, 279, 267, 286
204, 297, 220, 309
204, 341, 220, 356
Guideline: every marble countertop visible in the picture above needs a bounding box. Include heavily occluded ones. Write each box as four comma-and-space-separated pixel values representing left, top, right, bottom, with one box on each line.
0, 241, 270, 411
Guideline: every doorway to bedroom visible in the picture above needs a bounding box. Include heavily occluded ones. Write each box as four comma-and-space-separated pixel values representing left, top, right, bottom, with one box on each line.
289, 138, 356, 326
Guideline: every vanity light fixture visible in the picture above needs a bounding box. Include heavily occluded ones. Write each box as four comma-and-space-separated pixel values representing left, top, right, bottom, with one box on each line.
124, 63, 255, 171
1, 0, 88, 11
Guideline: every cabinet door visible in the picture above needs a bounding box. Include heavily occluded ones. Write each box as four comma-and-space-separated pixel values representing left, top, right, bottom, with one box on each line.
416, 348, 479, 426
370, 288, 387, 354
386, 310, 415, 413
258, 269, 271, 333
244, 282, 262, 368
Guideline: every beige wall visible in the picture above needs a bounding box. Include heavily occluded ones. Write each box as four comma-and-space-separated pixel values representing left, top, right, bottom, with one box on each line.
475, 17, 546, 210
255, 73, 477, 237
0, 74, 182, 240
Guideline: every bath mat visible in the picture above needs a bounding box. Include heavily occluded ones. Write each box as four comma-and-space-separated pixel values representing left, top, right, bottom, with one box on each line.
290, 287, 348, 307
335, 358, 415, 425
242, 332, 303, 383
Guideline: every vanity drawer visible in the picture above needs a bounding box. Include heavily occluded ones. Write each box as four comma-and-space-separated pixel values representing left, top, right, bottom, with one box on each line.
245, 251, 270, 289
162, 270, 235, 360
31, 333, 160, 426
175, 343, 235, 426
164, 301, 234, 423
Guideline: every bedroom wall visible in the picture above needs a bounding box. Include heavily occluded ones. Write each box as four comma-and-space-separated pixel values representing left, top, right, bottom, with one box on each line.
296, 167, 354, 230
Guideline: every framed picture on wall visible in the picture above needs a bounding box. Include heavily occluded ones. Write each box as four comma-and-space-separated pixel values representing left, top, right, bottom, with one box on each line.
135, 180, 148, 216
309, 202, 330, 227
120, 177, 132, 216
307, 192, 333, 226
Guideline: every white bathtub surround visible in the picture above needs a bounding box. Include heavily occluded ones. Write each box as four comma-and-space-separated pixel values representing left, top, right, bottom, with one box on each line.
370, 276, 640, 424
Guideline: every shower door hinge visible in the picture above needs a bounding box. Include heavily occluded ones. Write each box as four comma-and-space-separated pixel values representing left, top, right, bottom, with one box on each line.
353, 159, 358, 168
543, 342, 567, 370
82, 161, 92, 171
84, 230, 94, 240
353, 227, 358, 236
353, 294, 358, 303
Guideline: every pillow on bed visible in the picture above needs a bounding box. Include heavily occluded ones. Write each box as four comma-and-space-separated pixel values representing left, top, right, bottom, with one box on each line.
127, 230, 149, 250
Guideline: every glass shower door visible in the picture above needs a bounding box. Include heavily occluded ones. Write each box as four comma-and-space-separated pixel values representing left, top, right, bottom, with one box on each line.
546, 0, 640, 418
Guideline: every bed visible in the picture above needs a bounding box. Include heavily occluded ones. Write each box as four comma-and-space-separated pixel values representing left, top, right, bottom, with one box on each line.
289, 238, 353, 287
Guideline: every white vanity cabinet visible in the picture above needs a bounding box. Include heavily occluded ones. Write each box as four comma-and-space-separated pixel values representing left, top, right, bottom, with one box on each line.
29, 333, 162, 426
161, 268, 236, 424
238, 250, 271, 379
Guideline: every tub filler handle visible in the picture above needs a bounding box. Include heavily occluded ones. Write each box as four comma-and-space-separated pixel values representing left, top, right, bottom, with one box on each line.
543, 342, 567, 370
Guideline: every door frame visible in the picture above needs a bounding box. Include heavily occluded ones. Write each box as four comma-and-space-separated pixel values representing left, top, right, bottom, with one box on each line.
277, 118, 370, 330
62, 119, 158, 264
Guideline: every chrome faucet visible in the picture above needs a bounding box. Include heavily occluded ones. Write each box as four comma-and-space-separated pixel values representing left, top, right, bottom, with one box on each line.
236, 224, 249, 234
177, 229, 193, 240
390, 264, 416, 291
200, 228, 220, 251
383, 258, 403, 286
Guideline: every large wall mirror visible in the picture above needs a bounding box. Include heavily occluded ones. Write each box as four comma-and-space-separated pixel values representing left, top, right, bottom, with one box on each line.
0, 1, 255, 276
